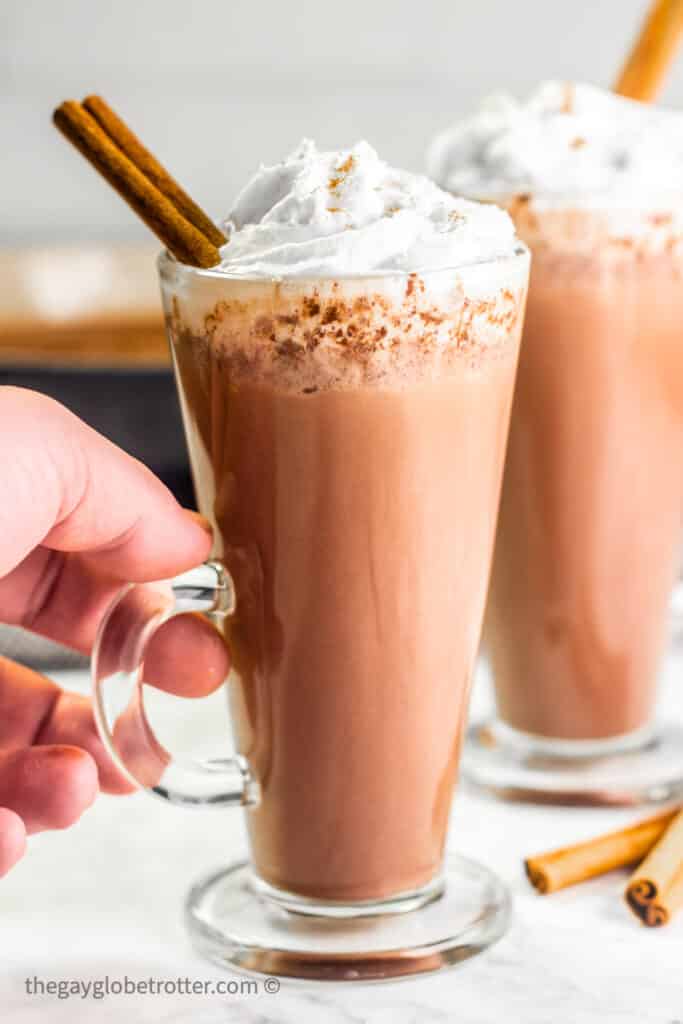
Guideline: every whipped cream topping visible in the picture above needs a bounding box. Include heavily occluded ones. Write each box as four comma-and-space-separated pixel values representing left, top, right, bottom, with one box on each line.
216, 139, 517, 277
428, 82, 683, 214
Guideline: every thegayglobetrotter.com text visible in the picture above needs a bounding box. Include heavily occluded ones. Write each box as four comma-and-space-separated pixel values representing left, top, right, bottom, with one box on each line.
24, 974, 281, 1000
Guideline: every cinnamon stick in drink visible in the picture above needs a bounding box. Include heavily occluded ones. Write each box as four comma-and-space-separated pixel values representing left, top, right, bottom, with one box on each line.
53, 100, 221, 268
625, 809, 683, 926
82, 95, 226, 248
614, 0, 683, 102
525, 808, 679, 894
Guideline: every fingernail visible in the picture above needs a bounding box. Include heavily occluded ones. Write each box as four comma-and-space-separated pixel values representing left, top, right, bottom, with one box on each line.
186, 510, 214, 539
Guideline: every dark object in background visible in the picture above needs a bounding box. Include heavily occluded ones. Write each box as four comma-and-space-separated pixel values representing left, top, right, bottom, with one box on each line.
0, 366, 194, 508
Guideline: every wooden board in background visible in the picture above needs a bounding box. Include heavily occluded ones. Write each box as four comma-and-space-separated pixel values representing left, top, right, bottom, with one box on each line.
0, 243, 170, 367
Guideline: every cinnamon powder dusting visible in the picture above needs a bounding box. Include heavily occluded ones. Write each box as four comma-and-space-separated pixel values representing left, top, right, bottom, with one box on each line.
171, 275, 525, 394
559, 84, 575, 114
328, 155, 355, 194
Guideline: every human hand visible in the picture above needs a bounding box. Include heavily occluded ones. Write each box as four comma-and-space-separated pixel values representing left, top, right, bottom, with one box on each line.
0, 386, 227, 877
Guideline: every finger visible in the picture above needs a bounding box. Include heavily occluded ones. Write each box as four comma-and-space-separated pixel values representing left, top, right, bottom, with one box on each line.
0, 545, 228, 666
0, 387, 212, 582
0, 808, 27, 878
144, 613, 231, 698
111, 687, 170, 790
101, 613, 231, 791
0, 548, 142, 655
0, 657, 132, 794
95, 585, 231, 697
0, 746, 98, 834
0, 656, 59, 749
36, 691, 134, 795
0, 628, 226, 809
108, 613, 232, 788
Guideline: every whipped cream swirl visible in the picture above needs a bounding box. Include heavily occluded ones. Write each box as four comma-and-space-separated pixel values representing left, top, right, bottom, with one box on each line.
428, 82, 683, 211
217, 139, 517, 277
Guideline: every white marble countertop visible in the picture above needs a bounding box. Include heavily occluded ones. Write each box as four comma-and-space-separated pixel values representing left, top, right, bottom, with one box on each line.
1, 658, 683, 1024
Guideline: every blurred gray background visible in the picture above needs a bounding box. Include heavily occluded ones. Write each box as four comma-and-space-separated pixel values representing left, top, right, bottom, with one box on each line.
3, 0, 683, 245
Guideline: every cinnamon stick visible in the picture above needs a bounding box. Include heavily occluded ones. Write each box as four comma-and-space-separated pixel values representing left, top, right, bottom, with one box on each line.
614, 0, 683, 102
525, 808, 680, 894
82, 95, 226, 248
53, 101, 221, 269
625, 809, 683, 926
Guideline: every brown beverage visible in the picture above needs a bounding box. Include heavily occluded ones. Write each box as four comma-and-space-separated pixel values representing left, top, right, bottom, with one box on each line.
163, 259, 527, 900
430, 84, 683, 767
486, 205, 683, 741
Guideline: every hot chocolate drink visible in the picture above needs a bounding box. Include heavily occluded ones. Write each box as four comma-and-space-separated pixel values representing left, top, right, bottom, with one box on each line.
486, 204, 683, 741
161, 140, 528, 899
430, 83, 683, 764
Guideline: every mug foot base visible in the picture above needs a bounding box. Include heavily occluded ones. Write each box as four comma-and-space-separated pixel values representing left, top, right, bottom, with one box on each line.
463, 718, 683, 806
185, 854, 510, 982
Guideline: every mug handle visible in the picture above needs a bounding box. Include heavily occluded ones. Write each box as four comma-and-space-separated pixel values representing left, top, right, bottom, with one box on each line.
91, 560, 260, 808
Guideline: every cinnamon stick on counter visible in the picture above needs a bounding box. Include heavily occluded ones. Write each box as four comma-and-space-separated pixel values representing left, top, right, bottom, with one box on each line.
53, 100, 222, 269
525, 808, 680, 895
614, 0, 683, 102
625, 809, 683, 926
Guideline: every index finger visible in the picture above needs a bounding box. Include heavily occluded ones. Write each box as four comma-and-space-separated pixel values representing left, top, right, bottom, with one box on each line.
0, 387, 211, 581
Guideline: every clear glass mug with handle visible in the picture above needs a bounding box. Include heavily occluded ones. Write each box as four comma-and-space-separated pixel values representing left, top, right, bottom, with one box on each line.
91, 247, 529, 982
462, 202, 683, 807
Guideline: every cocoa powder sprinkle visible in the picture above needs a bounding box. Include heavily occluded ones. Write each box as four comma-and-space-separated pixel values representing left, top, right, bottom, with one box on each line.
173, 276, 525, 394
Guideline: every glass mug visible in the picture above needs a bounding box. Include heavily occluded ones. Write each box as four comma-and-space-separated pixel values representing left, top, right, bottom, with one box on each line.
92, 248, 529, 981
462, 201, 683, 806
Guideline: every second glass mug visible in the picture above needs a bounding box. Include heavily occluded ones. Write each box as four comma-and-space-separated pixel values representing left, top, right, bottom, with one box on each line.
464, 201, 683, 806
92, 248, 529, 981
